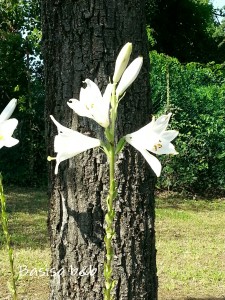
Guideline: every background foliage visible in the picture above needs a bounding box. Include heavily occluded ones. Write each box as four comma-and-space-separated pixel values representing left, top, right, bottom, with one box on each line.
0, 0, 225, 193
151, 51, 225, 194
0, 0, 46, 186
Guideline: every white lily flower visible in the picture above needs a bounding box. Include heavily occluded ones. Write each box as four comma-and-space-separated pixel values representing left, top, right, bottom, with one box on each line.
116, 56, 143, 98
125, 113, 178, 177
48, 115, 101, 174
0, 98, 17, 123
67, 79, 113, 128
113, 42, 132, 83
0, 99, 19, 149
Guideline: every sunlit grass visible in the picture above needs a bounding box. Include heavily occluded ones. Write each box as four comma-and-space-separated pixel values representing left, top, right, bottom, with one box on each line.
0, 187, 50, 299
156, 193, 225, 300
0, 188, 225, 299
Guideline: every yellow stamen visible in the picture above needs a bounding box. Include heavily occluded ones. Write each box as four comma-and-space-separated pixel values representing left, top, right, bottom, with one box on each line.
153, 143, 162, 151
85, 103, 95, 110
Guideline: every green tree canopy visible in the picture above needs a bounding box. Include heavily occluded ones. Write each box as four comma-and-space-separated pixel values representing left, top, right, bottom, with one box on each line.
147, 0, 225, 63
0, 0, 45, 186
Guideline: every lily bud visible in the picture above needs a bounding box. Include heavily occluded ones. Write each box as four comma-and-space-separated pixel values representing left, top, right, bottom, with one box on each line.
113, 42, 132, 83
116, 56, 143, 98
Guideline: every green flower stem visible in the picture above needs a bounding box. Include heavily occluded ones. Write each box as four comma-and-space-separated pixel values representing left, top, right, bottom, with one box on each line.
103, 83, 118, 300
0, 174, 18, 300
104, 146, 116, 300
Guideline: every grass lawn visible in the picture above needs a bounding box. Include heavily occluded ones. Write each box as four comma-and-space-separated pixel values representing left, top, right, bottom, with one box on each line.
156, 192, 225, 300
0, 188, 225, 299
0, 187, 50, 300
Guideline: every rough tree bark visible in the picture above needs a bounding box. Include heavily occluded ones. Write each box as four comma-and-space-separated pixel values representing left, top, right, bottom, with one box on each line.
41, 0, 158, 299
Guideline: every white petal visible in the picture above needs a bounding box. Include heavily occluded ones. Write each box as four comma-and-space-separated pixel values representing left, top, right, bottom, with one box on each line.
89, 83, 112, 128
131, 119, 155, 138
0, 141, 5, 149
125, 126, 159, 151
153, 113, 172, 134
103, 83, 113, 104
93, 112, 109, 128
83, 79, 102, 103
1, 137, 19, 148
0, 118, 19, 149
155, 113, 172, 126
0, 99, 17, 123
69, 80, 110, 128
50, 115, 101, 174
55, 161, 60, 175
50, 115, 72, 134
139, 149, 162, 177
150, 142, 178, 155
161, 130, 179, 142
54, 133, 100, 174
54, 134, 84, 172
0, 119, 18, 136
54, 131, 100, 155
67, 99, 93, 118
125, 136, 162, 177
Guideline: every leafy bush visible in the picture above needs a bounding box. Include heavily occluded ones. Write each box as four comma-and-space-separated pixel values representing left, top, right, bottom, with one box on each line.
150, 51, 225, 195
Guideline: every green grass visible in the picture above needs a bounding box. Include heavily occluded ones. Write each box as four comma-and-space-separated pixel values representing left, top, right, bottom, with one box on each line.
0, 188, 225, 299
156, 192, 225, 300
0, 187, 50, 299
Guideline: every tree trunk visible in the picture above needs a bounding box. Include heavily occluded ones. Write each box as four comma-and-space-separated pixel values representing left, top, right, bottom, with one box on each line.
41, 0, 157, 299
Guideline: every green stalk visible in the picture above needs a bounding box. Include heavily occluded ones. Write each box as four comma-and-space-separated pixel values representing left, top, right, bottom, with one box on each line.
0, 174, 18, 300
103, 84, 117, 300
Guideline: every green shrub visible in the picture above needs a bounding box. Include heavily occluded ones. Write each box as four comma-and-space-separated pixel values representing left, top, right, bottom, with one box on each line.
150, 51, 225, 195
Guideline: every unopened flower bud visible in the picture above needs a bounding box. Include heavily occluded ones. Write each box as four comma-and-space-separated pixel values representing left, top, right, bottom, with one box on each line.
113, 42, 132, 83
116, 56, 143, 98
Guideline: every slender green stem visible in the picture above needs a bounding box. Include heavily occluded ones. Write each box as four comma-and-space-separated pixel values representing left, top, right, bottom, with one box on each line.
103, 84, 117, 300
104, 145, 116, 300
0, 174, 18, 300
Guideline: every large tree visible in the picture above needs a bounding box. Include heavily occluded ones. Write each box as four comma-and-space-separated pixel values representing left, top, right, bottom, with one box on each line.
42, 0, 157, 299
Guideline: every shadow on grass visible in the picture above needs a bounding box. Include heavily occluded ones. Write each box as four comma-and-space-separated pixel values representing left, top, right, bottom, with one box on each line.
0, 186, 49, 249
156, 191, 225, 212
5, 186, 48, 214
